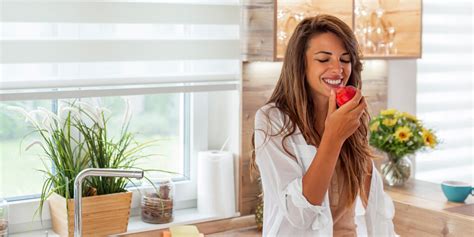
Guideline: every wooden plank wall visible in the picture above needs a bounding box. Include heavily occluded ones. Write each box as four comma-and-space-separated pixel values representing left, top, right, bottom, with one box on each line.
240, 62, 283, 215
241, 0, 275, 61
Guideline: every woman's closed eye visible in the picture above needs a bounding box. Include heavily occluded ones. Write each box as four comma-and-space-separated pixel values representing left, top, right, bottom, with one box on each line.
340, 53, 351, 63
340, 58, 351, 63
315, 58, 351, 63
316, 58, 330, 63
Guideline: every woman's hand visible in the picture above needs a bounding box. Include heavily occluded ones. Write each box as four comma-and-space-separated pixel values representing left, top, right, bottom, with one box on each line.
324, 88, 367, 144
302, 88, 366, 205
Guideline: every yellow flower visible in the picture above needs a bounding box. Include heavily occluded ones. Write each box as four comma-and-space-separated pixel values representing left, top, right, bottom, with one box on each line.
381, 109, 397, 116
401, 112, 418, 122
370, 121, 380, 131
394, 126, 412, 142
422, 129, 437, 148
382, 118, 397, 127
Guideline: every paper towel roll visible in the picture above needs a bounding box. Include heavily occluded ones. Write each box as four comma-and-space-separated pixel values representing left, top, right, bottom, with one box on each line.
197, 150, 236, 218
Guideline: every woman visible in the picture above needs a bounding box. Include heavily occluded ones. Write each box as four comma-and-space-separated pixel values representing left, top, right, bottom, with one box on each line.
252, 15, 397, 236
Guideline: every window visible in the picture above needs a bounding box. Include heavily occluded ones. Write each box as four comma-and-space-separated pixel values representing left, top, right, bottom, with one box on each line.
0, 100, 54, 199
1, 0, 240, 233
1, 95, 187, 199
415, 0, 473, 184
81, 94, 188, 180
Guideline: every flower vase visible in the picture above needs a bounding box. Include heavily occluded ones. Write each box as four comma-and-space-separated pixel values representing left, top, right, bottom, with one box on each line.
381, 154, 412, 186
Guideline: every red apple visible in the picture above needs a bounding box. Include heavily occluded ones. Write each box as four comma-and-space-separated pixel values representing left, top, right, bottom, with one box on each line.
336, 86, 357, 107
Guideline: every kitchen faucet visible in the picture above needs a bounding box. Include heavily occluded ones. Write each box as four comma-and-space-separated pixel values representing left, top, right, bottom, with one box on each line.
73, 168, 144, 237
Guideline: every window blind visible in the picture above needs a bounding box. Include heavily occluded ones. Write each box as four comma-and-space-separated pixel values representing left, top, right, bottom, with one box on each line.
415, 0, 473, 184
0, 0, 241, 101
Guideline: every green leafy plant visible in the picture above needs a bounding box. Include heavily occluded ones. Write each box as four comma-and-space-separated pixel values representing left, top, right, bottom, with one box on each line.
72, 101, 156, 195
7, 105, 89, 217
7, 100, 162, 218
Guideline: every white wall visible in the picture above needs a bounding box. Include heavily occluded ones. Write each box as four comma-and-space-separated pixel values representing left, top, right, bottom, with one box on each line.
387, 60, 417, 115
377, 59, 418, 173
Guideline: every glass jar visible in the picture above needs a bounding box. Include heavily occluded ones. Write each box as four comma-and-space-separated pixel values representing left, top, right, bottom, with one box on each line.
0, 198, 8, 237
141, 178, 174, 224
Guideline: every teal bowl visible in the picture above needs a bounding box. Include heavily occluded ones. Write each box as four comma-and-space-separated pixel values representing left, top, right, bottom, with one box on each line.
441, 180, 473, 203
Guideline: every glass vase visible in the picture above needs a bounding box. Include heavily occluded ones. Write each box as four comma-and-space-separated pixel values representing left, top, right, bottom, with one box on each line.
381, 154, 412, 186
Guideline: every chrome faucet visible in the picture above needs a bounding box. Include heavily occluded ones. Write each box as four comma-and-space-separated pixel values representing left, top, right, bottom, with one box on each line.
73, 168, 144, 237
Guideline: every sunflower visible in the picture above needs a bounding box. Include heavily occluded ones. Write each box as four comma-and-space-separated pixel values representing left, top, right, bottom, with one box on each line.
401, 112, 418, 122
382, 118, 397, 127
370, 121, 380, 132
381, 109, 397, 116
394, 126, 412, 142
422, 129, 437, 148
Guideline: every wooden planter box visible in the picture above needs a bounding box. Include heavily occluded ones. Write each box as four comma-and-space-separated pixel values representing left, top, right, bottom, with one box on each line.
48, 192, 133, 237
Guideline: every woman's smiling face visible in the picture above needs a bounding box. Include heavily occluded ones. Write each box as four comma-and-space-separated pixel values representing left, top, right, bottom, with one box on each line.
305, 32, 352, 98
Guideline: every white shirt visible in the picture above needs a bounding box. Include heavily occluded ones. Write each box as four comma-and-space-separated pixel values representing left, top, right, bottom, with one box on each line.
254, 104, 398, 237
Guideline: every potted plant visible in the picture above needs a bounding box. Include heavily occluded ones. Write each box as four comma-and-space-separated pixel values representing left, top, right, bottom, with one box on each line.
9, 100, 156, 236
369, 108, 438, 186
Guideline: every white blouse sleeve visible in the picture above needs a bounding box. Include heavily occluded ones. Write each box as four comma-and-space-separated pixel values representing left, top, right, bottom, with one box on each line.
254, 107, 329, 230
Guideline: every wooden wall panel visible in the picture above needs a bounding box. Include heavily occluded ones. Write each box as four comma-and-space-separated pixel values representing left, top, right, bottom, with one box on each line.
241, 0, 275, 61
240, 62, 283, 215
362, 73, 388, 116
239, 61, 388, 215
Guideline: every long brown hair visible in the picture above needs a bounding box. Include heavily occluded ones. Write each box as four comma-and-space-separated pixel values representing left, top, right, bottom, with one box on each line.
251, 15, 374, 206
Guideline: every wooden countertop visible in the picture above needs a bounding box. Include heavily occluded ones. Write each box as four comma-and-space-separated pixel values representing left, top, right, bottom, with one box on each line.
386, 179, 473, 212
117, 216, 259, 237
119, 179, 473, 237
208, 180, 474, 237
207, 227, 261, 237
385, 179, 473, 236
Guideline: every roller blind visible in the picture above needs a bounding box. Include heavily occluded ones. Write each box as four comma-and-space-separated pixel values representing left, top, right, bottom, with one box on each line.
0, 0, 241, 100
415, 0, 473, 184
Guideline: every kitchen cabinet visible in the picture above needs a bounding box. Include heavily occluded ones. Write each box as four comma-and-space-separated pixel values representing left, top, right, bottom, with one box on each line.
242, 0, 421, 61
